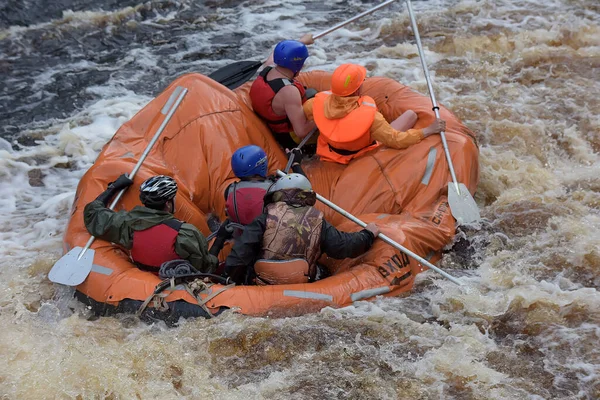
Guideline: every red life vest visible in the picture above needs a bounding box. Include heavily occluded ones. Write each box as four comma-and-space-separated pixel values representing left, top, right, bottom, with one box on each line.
130, 219, 183, 272
225, 180, 273, 225
249, 66, 307, 135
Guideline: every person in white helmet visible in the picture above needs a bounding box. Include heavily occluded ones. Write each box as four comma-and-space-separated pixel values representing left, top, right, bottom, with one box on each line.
223, 173, 379, 285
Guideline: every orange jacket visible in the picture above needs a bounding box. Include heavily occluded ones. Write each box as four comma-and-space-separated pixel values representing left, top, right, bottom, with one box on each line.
304, 94, 424, 163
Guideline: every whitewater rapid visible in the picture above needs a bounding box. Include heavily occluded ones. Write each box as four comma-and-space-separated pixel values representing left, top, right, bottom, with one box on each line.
0, 0, 599, 398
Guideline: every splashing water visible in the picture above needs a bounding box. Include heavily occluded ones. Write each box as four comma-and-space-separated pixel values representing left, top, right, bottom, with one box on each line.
0, 0, 599, 398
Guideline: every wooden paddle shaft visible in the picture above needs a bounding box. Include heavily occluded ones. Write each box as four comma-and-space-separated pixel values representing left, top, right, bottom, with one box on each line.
76, 87, 189, 260
405, 0, 460, 194
275, 170, 462, 285
314, 0, 398, 40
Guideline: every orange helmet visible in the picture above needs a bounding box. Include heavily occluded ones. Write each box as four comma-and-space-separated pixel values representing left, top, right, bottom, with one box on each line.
330, 64, 367, 96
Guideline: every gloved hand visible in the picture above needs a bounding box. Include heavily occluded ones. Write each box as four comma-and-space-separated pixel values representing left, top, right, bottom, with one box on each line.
216, 219, 234, 241
221, 266, 244, 285
287, 148, 303, 165
108, 174, 134, 191
220, 268, 230, 280
209, 220, 234, 257
96, 173, 134, 205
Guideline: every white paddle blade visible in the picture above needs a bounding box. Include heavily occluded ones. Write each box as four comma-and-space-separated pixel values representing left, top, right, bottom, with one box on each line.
48, 247, 95, 286
448, 183, 481, 225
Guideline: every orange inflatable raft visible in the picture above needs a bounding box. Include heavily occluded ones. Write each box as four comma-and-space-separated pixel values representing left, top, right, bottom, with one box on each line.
63, 71, 478, 322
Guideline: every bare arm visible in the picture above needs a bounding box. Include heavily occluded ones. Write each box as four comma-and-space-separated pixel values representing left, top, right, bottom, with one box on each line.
262, 53, 275, 70
281, 86, 317, 137
259, 34, 315, 71
370, 112, 424, 149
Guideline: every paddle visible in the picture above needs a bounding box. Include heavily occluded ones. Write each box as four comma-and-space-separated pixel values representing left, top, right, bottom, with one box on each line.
405, 0, 481, 225
283, 127, 318, 173
208, 60, 263, 91
209, 0, 398, 90
48, 86, 189, 286
276, 170, 462, 285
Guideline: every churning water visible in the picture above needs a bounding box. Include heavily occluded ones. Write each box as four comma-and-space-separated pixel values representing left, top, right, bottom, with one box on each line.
0, 0, 598, 398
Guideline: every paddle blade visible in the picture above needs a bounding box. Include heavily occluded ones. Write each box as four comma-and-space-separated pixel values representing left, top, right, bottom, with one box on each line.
208, 60, 263, 90
448, 183, 481, 225
48, 247, 95, 286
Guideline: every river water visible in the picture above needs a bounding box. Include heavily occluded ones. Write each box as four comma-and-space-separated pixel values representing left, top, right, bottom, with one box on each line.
1, 0, 598, 398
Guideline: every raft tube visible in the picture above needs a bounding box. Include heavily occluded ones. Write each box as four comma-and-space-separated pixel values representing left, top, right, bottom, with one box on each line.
64, 71, 479, 323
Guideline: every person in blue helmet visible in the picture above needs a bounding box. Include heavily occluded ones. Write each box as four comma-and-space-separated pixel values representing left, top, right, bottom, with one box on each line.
224, 145, 275, 228
224, 145, 306, 228
249, 34, 317, 150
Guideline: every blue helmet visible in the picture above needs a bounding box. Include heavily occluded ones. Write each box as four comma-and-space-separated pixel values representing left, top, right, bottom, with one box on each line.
231, 145, 268, 178
273, 40, 309, 74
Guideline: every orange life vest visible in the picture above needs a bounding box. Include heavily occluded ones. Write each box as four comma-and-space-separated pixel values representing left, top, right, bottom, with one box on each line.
313, 92, 379, 164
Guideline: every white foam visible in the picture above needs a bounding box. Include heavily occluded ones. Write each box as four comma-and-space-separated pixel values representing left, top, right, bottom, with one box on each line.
1, 0, 599, 398
0, 94, 148, 269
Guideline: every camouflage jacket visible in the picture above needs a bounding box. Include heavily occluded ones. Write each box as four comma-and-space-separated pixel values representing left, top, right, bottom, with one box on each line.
224, 189, 375, 284
261, 201, 324, 278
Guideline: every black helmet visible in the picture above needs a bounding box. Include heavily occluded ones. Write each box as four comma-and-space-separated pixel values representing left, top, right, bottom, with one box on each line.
139, 175, 177, 208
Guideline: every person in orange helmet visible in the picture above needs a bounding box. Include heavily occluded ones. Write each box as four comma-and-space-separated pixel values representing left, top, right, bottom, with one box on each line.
303, 63, 446, 164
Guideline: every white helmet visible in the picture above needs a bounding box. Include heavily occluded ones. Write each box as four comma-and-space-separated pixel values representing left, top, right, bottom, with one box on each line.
268, 173, 312, 193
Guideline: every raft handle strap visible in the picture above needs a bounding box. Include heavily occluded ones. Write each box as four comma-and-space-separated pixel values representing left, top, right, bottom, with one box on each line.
136, 275, 235, 318
136, 291, 170, 317
184, 280, 236, 319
